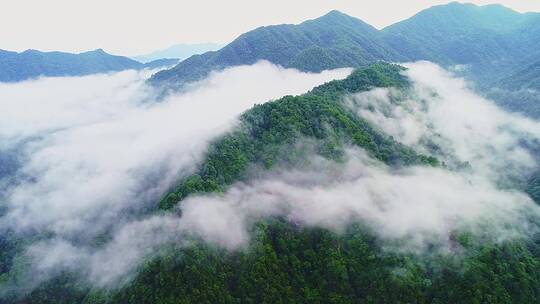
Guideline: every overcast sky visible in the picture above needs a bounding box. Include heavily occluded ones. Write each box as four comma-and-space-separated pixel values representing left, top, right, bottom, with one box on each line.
1, 0, 539, 56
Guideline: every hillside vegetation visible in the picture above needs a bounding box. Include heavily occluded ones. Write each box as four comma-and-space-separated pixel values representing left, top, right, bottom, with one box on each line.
10, 63, 540, 304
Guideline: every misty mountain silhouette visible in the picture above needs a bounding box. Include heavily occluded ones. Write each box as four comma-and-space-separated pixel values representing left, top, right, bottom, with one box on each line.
0, 49, 177, 82
150, 2, 540, 87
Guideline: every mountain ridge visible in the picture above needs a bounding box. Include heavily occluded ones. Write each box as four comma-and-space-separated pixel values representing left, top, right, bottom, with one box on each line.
3, 3, 540, 303
149, 2, 540, 89
149, 9, 402, 87
0, 48, 175, 82
9, 62, 539, 304
132, 42, 222, 63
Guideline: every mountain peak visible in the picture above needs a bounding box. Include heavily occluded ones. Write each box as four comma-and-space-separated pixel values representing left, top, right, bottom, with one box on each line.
318, 9, 358, 22
91, 48, 107, 54
432, 1, 519, 15
383, 1, 524, 33
22, 49, 41, 54
324, 10, 348, 18
80, 48, 111, 56
312, 9, 375, 29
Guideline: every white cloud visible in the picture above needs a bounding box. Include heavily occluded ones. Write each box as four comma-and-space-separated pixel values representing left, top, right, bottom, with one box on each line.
26, 148, 540, 287
347, 61, 540, 183
0, 61, 350, 236
0, 62, 350, 291
173, 150, 538, 251
4, 61, 540, 292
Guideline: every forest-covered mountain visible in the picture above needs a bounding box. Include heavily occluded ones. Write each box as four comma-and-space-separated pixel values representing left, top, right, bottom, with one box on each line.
149, 2, 540, 112
0, 49, 176, 82
132, 43, 222, 63
485, 60, 540, 118
382, 2, 538, 81
4, 62, 540, 304
117, 63, 540, 304
3, 2, 540, 304
140, 58, 179, 69
149, 10, 403, 87
497, 61, 540, 91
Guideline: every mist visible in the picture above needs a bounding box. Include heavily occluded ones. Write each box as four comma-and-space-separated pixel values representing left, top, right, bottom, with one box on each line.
3, 61, 540, 293
0, 62, 351, 292
25, 148, 540, 288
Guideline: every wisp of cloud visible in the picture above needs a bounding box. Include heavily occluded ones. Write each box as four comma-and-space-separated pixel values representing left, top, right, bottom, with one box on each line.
0, 62, 351, 292
3, 61, 540, 294
348, 61, 540, 183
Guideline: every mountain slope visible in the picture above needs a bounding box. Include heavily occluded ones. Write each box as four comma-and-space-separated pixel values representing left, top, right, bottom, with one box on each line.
141, 58, 179, 69
10, 63, 540, 304
0, 49, 174, 82
484, 60, 540, 118
381, 2, 540, 84
383, 2, 538, 82
508, 13, 540, 64
133, 43, 222, 63
149, 10, 403, 87
117, 63, 540, 304
158, 63, 434, 210
150, 3, 540, 89
497, 60, 540, 91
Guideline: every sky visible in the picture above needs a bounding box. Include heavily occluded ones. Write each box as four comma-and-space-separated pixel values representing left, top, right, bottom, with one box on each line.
1, 0, 539, 56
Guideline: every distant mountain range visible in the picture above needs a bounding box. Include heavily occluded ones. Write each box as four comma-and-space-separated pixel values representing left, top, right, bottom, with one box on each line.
0, 49, 177, 82
382, 2, 536, 80
149, 2, 540, 105
132, 43, 222, 63
149, 10, 402, 86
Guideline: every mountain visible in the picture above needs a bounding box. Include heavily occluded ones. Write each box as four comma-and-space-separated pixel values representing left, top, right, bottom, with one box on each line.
141, 58, 179, 69
9, 63, 539, 304
381, 2, 534, 81
132, 43, 222, 63
112, 63, 540, 304
149, 3, 540, 89
158, 63, 434, 210
0, 49, 175, 82
496, 60, 540, 91
380, 2, 540, 85
149, 10, 403, 87
508, 13, 540, 64
484, 60, 540, 118
4, 4, 540, 303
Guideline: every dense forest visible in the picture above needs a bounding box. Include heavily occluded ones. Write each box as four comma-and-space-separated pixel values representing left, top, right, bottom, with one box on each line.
5, 63, 539, 304
159, 63, 436, 210
150, 3, 540, 89
149, 2, 540, 123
